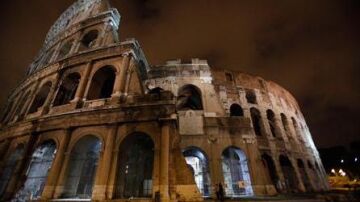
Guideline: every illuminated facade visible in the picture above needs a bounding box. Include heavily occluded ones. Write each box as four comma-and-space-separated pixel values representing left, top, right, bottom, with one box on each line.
0, 0, 328, 201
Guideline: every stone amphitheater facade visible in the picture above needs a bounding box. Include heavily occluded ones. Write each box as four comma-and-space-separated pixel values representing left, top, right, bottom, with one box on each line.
0, 0, 329, 201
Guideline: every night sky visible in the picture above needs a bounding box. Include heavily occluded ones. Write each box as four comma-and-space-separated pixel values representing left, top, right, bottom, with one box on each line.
0, 0, 359, 148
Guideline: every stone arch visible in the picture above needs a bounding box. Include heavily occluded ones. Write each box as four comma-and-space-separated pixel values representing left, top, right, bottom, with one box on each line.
57, 39, 74, 60
230, 103, 244, 117
266, 109, 277, 137
280, 113, 289, 133
182, 146, 211, 197
79, 29, 99, 51
279, 155, 298, 192
245, 89, 257, 104
261, 153, 278, 191
115, 132, 155, 198
297, 159, 312, 192
87, 66, 116, 100
61, 135, 102, 199
0, 144, 25, 195
250, 107, 262, 136
177, 84, 203, 110
291, 117, 299, 136
53, 72, 81, 106
28, 81, 52, 114
12, 91, 31, 122
221, 146, 253, 197
13, 140, 57, 200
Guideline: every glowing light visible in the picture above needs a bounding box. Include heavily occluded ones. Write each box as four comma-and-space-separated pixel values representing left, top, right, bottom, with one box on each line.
331, 169, 336, 174
341, 159, 344, 163
355, 157, 358, 162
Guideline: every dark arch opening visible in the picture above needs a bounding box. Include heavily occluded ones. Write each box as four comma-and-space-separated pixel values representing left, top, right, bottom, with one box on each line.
115, 133, 154, 198
12, 91, 31, 121
297, 159, 312, 192
279, 155, 298, 192
245, 89, 257, 104
250, 107, 262, 136
61, 135, 102, 199
230, 104, 244, 117
177, 84, 203, 110
280, 113, 289, 132
87, 66, 116, 100
54, 73, 81, 106
79, 30, 98, 50
14, 140, 57, 200
261, 154, 278, 191
28, 82, 52, 114
221, 146, 253, 197
57, 40, 74, 60
0, 145, 24, 195
266, 110, 277, 137
182, 147, 211, 197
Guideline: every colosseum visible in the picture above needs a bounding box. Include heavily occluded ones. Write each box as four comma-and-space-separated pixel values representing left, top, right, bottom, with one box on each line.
0, 0, 329, 201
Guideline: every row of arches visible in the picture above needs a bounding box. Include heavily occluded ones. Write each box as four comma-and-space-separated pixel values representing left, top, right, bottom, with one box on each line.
0, 133, 155, 200
183, 146, 253, 197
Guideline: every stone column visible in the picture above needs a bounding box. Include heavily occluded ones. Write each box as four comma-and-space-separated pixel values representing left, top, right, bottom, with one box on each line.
42, 129, 71, 199
159, 119, 171, 202
92, 125, 117, 200
72, 62, 93, 103
42, 73, 61, 115
272, 153, 286, 193
111, 54, 130, 103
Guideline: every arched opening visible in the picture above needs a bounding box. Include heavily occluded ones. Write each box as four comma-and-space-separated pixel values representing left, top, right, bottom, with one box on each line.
230, 104, 244, 117
279, 155, 298, 192
280, 113, 289, 133
291, 117, 299, 137
182, 147, 211, 197
177, 84, 203, 110
57, 40, 74, 60
87, 66, 116, 100
79, 30, 98, 51
14, 141, 57, 200
42, 50, 55, 65
115, 133, 154, 198
250, 108, 262, 136
61, 136, 102, 199
12, 91, 31, 121
0, 145, 24, 195
221, 147, 253, 197
245, 89, 257, 104
148, 87, 164, 95
266, 110, 277, 137
261, 154, 278, 191
297, 159, 312, 192
53, 73, 81, 106
28, 82, 52, 114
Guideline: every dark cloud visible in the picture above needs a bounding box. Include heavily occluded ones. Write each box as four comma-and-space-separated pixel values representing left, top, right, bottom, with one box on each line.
0, 0, 359, 148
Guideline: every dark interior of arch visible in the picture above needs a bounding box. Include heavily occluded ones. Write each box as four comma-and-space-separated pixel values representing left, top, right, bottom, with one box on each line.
87, 66, 115, 100
0, 145, 24, 195
297, 159, 313, 192
61, 135, 102, 199
177, 85, 203, 110
80, 30, 98, 50
267, 110, 277, 137
182, 147, 211, 196
57, 40, 74, 60
28, 82, 52, 114
250, 108, 262, 136
261, 154, 278, 190
54, 73, 81, 106
115, 133, 154, 198
281, 113, 289, 132
13, 91, 31, 122
245, 89, 257, 104
279, 155, 299, 192
230, 104, 244, 117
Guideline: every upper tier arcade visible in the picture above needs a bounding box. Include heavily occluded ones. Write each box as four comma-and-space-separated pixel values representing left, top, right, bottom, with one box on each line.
27, 0, 121, 75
